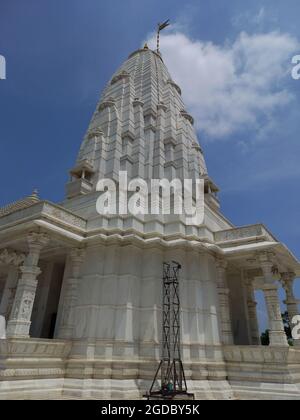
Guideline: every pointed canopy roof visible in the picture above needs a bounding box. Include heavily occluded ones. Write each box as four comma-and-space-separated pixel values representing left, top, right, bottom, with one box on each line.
0, 191, 40, 218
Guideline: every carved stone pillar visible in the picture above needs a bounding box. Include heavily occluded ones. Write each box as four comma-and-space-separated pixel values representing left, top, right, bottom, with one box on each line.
216, 258, 234, 345
0, 250, 25, 320
6, 233, 49, 338
281, 272, 300, 347
259, 253, 288, 347
0, 267, 19, 321
57, 248, 85, 339
245, 276, 260, 345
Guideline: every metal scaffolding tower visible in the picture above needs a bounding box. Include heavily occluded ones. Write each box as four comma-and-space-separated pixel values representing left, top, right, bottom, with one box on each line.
145, 261, 194, 400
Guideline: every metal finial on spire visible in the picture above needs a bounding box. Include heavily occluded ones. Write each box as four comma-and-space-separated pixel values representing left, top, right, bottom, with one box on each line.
157, 19, 170, 54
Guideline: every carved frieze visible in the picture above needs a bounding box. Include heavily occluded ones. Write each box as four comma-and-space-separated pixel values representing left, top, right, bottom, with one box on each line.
42, 203, 86, 229
110, 71, 130, 85
0, 249, 25, 267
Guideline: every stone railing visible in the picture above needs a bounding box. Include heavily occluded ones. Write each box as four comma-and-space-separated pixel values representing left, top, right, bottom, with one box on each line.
0, 338, 72, 399
224, 345, 300, 364
215, 224, 276, 245
223, 345, 300, 399
0, 337, 71, 359
224, 345, 300, 388
0, 201, 86, 231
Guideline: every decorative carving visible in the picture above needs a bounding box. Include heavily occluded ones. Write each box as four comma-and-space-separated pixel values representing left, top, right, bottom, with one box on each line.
0, 338, 71, 358
61, 300, 71, 326
20, 291, 35, 319
11, 299, 21, 319
180, 110, 194, 125
121, 131, 135, 142
215, 257, 233, 345
0, 249, 25, 267
216, 257, 228, 272
215, 225, 264, 243
27, 232, 50, 248
261, 284, 288, 346
257, 250, 276, 265
280, 272, 296, 299
192, 142, 203, 154
69, 248, 86, 264
6, 286, 17, 319
6, 233, 48, 338
98, 97, 116, 111
57, 248, 85, 338
42, 203, 86, 229
223, 345, 300, 364
87, 128, 104, 139
132, 98, 144, 108
167, 79, 182, 95
111, 71, 130, 85
157, 102, 167, 112
120, 154, 134, 164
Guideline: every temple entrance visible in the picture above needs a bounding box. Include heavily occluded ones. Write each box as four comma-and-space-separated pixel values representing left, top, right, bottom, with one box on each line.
30, 260, 66, 339
255, 290, 268, 345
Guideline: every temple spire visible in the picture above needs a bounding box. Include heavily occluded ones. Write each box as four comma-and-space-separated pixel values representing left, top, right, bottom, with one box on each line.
66, 39, 211, 202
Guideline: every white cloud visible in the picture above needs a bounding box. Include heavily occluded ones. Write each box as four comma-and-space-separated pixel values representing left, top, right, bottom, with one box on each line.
147, 31, 299, 139
254, 7, 266, 25
232, 7, 273, 28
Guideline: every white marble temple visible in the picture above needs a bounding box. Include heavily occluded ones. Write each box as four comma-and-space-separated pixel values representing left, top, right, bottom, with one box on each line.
0, 45, 300, 400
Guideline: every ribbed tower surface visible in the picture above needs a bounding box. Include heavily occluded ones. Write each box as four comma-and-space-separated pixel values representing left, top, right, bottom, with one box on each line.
75, 45, 207, 187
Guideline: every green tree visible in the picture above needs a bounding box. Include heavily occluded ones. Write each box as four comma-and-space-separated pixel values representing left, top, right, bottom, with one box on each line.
260, 329, 270, 346
282, 311, 294, 346
260, 312, 294, 346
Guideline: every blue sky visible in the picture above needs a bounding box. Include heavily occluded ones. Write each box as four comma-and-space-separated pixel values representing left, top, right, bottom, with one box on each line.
0, 0, 300, 331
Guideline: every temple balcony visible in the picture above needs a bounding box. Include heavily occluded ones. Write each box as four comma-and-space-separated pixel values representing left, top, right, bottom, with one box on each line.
66, 160, 95, 199
65, 178, 93, 199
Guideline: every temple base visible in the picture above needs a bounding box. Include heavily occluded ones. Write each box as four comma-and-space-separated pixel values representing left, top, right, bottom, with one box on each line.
1, 339, 300, 400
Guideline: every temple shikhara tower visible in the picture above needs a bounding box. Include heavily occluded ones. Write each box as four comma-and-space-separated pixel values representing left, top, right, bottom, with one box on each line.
0, 43, 300, 400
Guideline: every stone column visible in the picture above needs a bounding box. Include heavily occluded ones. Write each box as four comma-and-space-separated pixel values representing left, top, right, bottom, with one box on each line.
0, 266, 19, 320
259, 253, 288, 347
0, 249, 25, 322
245, 277, 260, 345
57, 248, 85, 339
281, 272, 300, 347
6, 233, 49, 338
216, 258, 234, 345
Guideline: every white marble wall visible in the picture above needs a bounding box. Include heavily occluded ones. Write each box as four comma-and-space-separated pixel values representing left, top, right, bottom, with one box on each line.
55, 244, 223, 363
